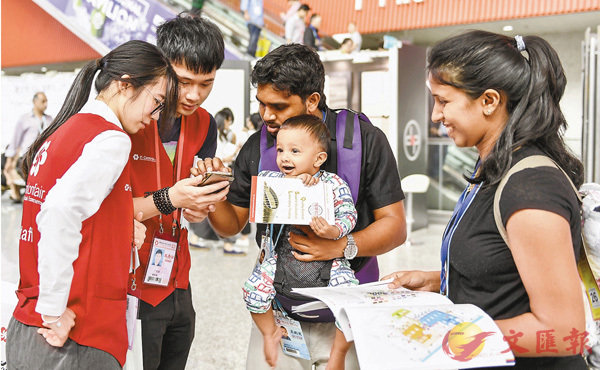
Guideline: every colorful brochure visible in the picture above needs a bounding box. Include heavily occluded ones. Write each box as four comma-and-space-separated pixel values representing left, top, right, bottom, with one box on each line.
249, 176, 334, 225
292, 281, 515, 369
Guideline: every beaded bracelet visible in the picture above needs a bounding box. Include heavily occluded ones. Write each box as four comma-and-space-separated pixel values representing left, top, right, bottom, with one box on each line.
153, 187, 177, 215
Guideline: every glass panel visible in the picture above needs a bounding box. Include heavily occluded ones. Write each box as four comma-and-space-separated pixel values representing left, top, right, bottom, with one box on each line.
426, 141, 478, 211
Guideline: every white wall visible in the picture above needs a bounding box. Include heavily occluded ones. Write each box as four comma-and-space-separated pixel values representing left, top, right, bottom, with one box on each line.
541, 31, 585, 157
1, 67, 248, 151
1, 72, 76, 150
201, 68, 247, 133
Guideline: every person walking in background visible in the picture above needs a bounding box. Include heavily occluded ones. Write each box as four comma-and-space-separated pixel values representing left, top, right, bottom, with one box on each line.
128, 15, 229, 370
6, 40, 175, 369
241, 0, 264, 57
238, 112, 262, 144
280, 0, 300, 29
347, 22, 362, 53
189, 107, 247, 255
384, 30, 587, 369
3, 92, 52, 203
285, 4, 309, 44
304, 13, 322, 51
215, 108, 240, 167
190, 0, 204, 16
339, 38, 354, 54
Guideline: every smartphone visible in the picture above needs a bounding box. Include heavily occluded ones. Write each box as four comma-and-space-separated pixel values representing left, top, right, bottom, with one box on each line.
198, 171, 234, 186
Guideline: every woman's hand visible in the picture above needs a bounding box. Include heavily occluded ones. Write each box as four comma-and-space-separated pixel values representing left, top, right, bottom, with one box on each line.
381, 270, 441, 292
133, 212, 146, 250
38, 308, 76, 347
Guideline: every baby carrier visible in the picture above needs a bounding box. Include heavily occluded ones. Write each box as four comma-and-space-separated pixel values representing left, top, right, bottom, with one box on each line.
259, 109, 379, 322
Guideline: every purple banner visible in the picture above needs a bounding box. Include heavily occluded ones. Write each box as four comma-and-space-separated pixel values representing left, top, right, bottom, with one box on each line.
35, 0, 175, 52
33, 0, 239, 59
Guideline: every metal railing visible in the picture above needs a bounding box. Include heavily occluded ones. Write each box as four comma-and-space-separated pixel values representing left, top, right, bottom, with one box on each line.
166, 0, 285, 58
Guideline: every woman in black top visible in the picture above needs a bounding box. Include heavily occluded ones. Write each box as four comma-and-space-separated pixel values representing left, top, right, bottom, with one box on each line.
385, 30, 586, 369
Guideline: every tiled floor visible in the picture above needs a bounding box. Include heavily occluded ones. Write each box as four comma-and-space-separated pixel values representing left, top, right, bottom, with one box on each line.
1, 193, 447, 369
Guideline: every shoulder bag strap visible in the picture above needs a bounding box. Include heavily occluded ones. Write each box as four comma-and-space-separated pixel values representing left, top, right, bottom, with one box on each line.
493, 155, 600, 319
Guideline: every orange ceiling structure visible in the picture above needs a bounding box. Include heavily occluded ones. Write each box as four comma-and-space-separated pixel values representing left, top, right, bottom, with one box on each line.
224, 0, 600, 37
2, 0, 101, 68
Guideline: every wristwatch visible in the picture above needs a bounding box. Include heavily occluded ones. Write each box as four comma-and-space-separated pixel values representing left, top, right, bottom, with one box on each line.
344, 234, 358, 260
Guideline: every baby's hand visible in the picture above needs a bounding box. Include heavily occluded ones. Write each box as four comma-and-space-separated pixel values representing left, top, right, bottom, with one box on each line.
309, 216, 341, 239
263, 328, 283, 367
297, 173, 319, 186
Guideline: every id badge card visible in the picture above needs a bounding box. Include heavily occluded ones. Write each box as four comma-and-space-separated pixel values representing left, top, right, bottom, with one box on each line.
274, 309, 310, 360
126, 294, 139, 350
143, 231, 178, 286
257, 230, 274, 265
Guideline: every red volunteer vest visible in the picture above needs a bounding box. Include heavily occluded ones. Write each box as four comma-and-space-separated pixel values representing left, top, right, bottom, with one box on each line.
13, 114, 133, 366
128, 108, 210, 306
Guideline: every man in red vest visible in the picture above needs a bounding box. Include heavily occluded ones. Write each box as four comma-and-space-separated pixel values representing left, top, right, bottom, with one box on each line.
128, 15, 229, 370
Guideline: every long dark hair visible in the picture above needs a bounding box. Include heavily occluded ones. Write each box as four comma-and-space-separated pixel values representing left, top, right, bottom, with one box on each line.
22, 40, 178, 178
215, 108, 234, 142
428, 30, 584, 187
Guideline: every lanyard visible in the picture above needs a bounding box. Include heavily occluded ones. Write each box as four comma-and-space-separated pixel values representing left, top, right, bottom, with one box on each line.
153, 118, 186, 235
269, 223, 285, 315
440, 164, 481, 296
268, 223, 285, 255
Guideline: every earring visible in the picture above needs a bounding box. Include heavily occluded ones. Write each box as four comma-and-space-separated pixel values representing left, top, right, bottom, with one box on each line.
484, 109, 492, 116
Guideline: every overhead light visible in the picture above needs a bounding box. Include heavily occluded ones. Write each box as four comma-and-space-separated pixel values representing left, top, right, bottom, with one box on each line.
503, 25, 513, 32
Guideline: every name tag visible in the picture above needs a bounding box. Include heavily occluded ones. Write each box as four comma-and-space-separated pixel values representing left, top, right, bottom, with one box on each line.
274, 309, 310, 360
143, 231, 178, 286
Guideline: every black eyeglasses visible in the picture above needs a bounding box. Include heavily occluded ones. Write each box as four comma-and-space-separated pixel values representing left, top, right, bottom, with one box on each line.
145, 87, 165, 116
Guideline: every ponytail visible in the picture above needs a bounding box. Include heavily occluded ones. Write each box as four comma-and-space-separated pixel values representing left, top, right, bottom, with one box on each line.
22, 60, 100, 177
22, 40, 178, 179
427, 30, 583, 187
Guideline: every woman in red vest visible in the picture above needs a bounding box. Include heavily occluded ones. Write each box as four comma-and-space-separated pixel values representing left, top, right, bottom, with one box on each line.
6, 40, 178, 369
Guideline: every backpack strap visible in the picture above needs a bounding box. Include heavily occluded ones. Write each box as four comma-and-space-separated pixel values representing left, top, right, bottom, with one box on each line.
493, 155, 581, 245
259, 124, 279, 172
493, 155, 600, 320
335, 110, 363, 204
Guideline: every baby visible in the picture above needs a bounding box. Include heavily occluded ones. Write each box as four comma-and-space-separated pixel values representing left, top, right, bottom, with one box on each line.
242, 114, 358, 368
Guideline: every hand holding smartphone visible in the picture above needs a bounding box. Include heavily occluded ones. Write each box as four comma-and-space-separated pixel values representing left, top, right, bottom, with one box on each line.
198, 171, 234, 186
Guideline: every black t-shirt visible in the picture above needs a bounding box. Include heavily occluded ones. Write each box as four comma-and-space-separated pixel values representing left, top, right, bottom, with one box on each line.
227, 107, 405, 270
448, 146, 585, 369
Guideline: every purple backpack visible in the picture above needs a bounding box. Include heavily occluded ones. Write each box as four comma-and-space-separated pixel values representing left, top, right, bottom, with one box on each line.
259, 110, 379, 322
